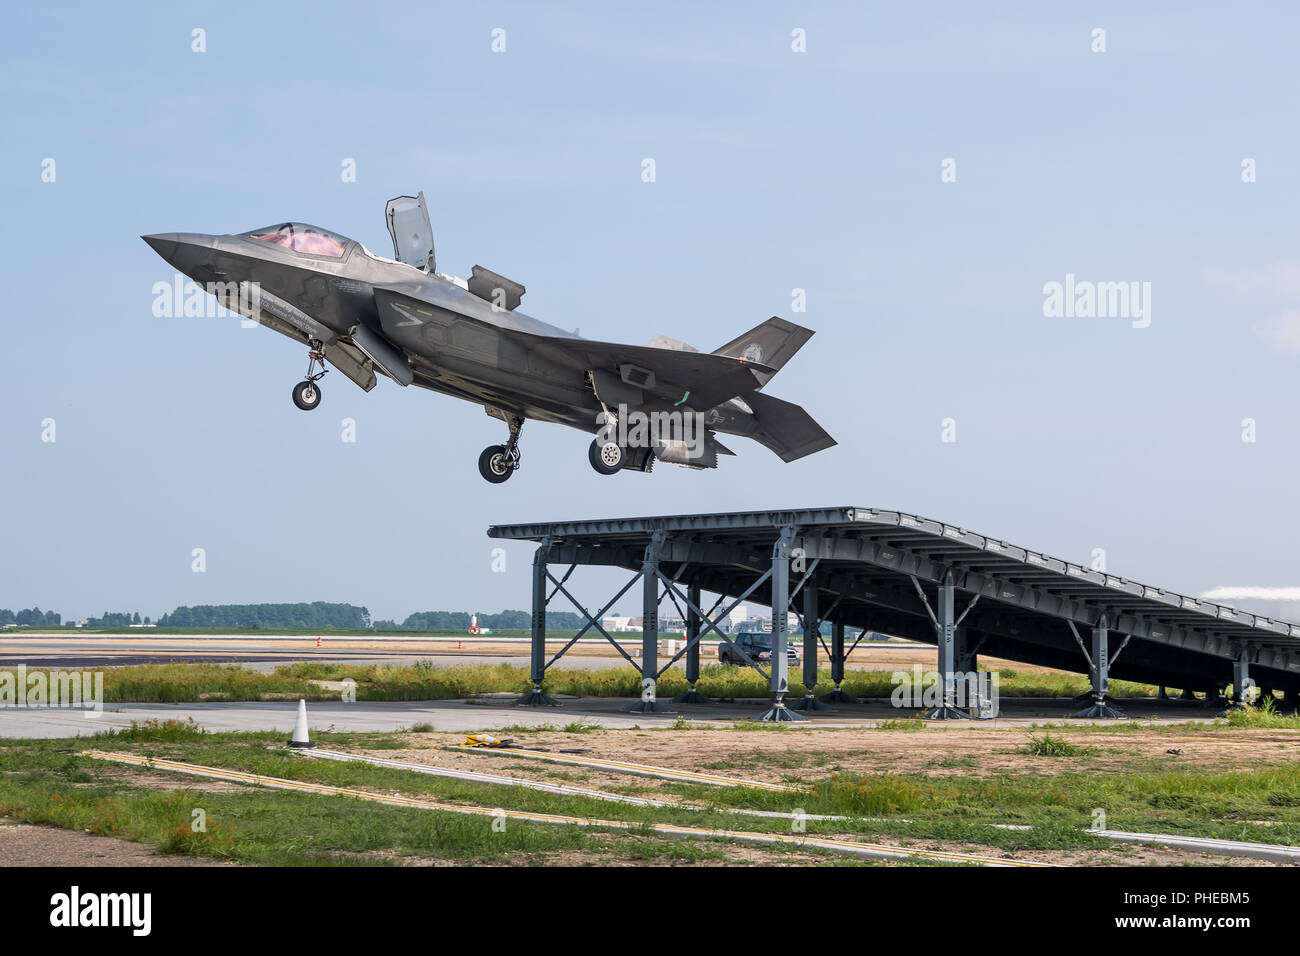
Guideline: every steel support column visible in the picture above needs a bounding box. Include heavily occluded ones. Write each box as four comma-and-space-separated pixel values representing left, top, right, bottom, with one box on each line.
821, 621, 857, 703
516, 538, 559, 706
789, 577, 832, 711
924, 570, 970, 719
1071, 613, 1126, 719
674, 581, 713, 704
759, 526, 803, 722
1226, 655, 1253, 712
628, 532, 674, 713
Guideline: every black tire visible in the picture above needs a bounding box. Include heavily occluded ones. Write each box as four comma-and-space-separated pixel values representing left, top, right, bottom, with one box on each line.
478, 444, 514, 483
588, 438, 625, 475
292, 380, 321, 411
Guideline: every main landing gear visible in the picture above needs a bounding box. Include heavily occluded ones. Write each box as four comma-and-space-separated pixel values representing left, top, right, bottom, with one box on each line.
588, 437, 625, 475
292, 343, 328, 411
479, 415, 524, 484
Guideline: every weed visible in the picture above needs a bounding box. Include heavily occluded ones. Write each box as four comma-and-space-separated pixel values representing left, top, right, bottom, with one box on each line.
1018, 733, 1097, 757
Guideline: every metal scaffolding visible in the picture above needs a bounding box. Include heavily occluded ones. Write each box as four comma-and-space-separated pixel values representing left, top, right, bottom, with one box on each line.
490, 507, 1300, 719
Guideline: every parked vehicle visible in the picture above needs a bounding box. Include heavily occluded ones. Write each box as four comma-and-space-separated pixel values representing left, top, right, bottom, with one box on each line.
717, 631, 800, 666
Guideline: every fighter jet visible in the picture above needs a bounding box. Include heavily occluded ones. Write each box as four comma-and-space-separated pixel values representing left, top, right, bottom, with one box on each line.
142, 193, 835, 483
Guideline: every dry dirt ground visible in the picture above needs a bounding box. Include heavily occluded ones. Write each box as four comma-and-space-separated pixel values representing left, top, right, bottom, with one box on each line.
315, 722, 1300, 867
376, 723, 1300, 786
0, 818, 228, 866
18, 721, 1298, 867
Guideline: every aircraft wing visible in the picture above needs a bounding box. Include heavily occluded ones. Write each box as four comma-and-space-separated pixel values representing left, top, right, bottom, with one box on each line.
552, 337, 777, 411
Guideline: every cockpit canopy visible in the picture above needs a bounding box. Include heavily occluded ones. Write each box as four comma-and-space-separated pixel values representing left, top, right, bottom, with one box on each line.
242, 223, 350, 258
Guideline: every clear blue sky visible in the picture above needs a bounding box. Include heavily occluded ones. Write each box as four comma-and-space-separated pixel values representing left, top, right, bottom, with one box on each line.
3, 1, 1299, 623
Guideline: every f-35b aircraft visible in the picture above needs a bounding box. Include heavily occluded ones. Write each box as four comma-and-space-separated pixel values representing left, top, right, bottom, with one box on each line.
143, 193, 835, 482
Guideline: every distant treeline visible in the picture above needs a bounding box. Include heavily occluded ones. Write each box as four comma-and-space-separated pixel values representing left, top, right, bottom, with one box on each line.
3, 603, 593, 631
86, 612, 147, 627
159, 603, 371, 629
0, 608, 61, 627
154, 604, 585, 630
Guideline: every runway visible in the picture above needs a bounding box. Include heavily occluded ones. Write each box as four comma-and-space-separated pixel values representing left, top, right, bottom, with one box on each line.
0, 633, 936, 673
0, 695, 1215, 739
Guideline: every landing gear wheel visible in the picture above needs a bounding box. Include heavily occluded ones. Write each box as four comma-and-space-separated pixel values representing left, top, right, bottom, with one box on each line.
589, 438, 625, 475
292, 380, 322, 411
294, 343, 328, 411
477, 415, 524, 484
478, 444, 515, 484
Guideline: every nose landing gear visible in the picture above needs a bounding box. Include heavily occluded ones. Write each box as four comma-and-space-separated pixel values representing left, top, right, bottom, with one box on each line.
479, 415, 524, 483
292, 344, 328, 411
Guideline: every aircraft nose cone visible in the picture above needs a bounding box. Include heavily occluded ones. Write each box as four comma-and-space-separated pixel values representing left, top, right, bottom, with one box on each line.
141, 232, 218, 277
141, 233, 180, 262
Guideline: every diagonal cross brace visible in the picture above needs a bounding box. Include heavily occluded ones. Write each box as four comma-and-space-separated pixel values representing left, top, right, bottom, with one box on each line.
1109, 632, 1132, 666
1067, 620, 1094, 670
654, 570, 773, 682
909, 575, 941, 630
816, 594, 845, 659
789, 557, 822, 601
542, 569, 643, 672
845, 626, 871, 660
546, 570, 644, 672
954, 593, 981, 627
909, 574, 981, 634
544, 563, 578, 606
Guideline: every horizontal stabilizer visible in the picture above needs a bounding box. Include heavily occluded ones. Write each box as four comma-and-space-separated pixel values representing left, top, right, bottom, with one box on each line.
712, 317, 813, 388
745, 391, 836, 463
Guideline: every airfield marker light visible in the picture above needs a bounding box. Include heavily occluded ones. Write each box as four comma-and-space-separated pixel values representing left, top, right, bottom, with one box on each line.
288, 699, 316, 748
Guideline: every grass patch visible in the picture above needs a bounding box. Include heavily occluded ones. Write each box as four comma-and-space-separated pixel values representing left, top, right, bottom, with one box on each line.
19, 660, 1159, 705
3, 726, 1300, 863
730, 720, 795, 732
877, 718, 926, 732
487, 724, 558, 735
1018, 733, 1098, 757
94, 718, 209, 743
1222, 698, 1300, 730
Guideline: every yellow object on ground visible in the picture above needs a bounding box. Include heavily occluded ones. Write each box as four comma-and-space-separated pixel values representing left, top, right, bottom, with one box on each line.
463, 733, 511, 748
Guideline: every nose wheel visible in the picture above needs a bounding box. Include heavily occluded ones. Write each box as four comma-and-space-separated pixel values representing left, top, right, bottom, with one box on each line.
292, 380, 322, 410
293, 344, 328, 411
479, 415, 524, 483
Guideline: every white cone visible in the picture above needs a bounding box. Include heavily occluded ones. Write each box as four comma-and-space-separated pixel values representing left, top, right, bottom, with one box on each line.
288, 698, 315, 748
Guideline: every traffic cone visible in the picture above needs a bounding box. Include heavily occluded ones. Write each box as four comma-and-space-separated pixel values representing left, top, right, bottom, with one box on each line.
458, 640, 463, 650
288, 699, 315, 748
316, 635, 322, 648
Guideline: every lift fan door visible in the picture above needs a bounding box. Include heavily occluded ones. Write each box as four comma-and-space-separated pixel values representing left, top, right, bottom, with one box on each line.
385, 192, 435, 272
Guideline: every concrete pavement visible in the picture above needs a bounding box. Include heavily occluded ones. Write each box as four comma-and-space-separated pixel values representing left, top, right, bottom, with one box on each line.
0, 695, 1217, 739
